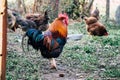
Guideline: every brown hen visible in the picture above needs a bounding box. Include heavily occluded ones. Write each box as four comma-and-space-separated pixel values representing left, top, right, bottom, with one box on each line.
84, 16, 108, 36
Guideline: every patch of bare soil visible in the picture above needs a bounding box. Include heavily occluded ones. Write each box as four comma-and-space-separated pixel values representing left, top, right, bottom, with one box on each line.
7, 29, 89, 80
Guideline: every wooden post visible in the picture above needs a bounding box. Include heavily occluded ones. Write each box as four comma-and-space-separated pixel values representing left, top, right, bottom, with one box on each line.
0, 0, 7, 80
106, 0, 110, 21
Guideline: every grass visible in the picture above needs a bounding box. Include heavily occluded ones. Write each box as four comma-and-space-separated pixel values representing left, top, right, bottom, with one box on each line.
64, 21, 120, 78
6, 20, 120, 79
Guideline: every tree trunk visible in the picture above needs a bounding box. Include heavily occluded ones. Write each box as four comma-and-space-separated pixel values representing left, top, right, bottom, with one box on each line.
81, 0, 94, 17
0, 0, 7, 80
106, 0, 110, 21
115, 5, 120, 25
17, 0, 21, 10
33, 0, 37, 13
86, 0, 94, 16
49, 0, 59, 22
21, 0, 27, 14
16, 0, 26, 14
33, 0, 42, 13
81, 0, 86, 16
87, 0, 94, 15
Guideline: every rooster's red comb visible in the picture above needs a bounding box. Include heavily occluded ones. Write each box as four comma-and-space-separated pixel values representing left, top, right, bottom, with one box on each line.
58, 13, 68, 20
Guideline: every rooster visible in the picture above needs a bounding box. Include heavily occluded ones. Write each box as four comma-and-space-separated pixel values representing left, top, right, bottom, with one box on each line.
24, 13, 69, 69
84, 16, 108, 36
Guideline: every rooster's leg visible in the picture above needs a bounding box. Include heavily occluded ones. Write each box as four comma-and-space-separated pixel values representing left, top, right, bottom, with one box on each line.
49, 58, 57, 69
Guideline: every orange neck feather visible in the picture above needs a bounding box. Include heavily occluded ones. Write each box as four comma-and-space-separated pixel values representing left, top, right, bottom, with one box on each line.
48, 18, 68, 38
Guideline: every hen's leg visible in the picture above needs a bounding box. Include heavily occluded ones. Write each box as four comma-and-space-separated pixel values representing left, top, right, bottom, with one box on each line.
49, 58, 57, 69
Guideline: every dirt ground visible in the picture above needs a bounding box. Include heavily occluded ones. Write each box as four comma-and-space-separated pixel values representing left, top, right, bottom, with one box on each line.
7, 30, 83, 80
7, 29, 91, 80
7, 28, 119, 80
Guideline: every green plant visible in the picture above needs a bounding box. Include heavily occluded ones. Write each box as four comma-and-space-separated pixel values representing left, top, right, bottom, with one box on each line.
104, 68, 120, 78
101, 37, 120, 46
83, 45, 96, 53
65, 0, 80, 19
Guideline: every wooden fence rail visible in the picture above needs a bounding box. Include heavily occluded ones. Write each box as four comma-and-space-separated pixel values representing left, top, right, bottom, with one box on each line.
0, 0, 7, 80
